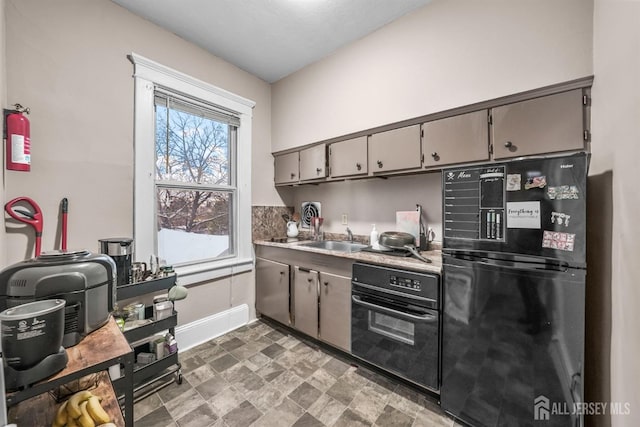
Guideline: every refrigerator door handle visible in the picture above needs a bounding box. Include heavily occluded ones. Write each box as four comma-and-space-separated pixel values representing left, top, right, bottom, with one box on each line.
476, 259, 569, 273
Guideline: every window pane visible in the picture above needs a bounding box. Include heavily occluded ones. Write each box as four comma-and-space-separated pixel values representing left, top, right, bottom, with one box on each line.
156, 188, 233, 265
155, 104, 230, 185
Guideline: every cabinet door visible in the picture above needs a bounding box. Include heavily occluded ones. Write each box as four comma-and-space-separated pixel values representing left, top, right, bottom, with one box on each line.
369, 125, 421, 173
422, 110, 489, 168
329, 136, 368, 178
256, 258, 290, 325
319, 272, 351, 352
492, 89, 585, 159
274, 152, 299, 184
299, 144, 327, 181
293, 267, 318, 338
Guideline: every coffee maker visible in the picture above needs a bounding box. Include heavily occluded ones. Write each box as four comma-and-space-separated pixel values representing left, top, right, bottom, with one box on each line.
99, 238, 133, 286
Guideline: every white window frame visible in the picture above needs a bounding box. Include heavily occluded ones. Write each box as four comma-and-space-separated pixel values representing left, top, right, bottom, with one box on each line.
130, 53, 255, 285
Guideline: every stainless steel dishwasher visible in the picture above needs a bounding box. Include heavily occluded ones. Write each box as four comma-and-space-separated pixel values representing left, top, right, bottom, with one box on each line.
351, 262, 440, 392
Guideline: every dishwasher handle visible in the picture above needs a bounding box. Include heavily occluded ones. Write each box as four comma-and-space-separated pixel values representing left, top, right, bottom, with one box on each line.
351, 295, 437, 323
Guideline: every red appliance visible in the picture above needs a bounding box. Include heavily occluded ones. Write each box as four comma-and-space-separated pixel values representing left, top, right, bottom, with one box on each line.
5, 104, 31, 171
4, 197, 43, 257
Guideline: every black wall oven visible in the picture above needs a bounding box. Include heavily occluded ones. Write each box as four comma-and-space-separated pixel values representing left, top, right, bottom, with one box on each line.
351, 262, 440, 392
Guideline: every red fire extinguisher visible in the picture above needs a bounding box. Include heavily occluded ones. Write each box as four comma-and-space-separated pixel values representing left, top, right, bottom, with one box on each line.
5, 103, 31, 171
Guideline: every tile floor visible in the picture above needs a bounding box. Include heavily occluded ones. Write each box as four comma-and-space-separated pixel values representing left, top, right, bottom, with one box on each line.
133, 320, 458, 427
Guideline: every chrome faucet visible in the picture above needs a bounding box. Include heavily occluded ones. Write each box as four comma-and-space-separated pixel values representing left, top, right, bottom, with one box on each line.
346, 227, 353, 242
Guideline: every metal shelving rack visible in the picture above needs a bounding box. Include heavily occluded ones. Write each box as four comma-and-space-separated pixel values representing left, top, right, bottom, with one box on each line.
113, 275, 182, 403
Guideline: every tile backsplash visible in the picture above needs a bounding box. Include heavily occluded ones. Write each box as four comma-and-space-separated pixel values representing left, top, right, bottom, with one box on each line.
252, 206, 293, 241
252, 205, 442, 250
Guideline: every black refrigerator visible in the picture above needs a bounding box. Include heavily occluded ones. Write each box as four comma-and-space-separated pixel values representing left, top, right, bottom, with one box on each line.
441, 152, 588, 427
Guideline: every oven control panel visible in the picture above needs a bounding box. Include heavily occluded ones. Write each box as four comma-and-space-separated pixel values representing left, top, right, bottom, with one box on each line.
352, 262, 439, 305
390, 275, 421, 291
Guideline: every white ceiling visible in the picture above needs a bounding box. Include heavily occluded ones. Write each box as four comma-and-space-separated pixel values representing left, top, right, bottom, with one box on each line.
112, 0, 432, 83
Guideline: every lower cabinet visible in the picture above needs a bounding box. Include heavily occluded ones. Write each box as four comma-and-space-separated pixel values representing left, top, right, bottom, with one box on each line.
256, 257, 290, 325
255, 245, 352, 353
318, 271, 351, 352
293, 267, 319, 338
293, 266, 351, 352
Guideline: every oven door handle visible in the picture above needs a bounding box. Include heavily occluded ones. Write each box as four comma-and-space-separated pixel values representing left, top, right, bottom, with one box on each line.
351, 295, 437, 323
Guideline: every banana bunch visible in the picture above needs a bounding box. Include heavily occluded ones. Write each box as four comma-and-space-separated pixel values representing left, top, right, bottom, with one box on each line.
52, 390, 113, 427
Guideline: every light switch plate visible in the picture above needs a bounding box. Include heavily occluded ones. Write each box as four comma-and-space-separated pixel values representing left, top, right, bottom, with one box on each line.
341, 214, 348, 225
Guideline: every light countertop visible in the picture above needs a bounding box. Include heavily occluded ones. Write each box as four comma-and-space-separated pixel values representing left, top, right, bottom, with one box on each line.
254, 239, 442, 275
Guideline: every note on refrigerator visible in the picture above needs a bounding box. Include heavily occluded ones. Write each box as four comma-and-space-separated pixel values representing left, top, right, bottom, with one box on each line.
396, 211, 420, 245
506, 201, 541, 229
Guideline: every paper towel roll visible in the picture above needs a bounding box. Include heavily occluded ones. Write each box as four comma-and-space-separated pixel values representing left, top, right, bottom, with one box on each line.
396, 211, 420, 245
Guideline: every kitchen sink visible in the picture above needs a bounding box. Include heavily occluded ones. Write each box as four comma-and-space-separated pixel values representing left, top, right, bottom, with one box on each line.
300, 240, 368, 252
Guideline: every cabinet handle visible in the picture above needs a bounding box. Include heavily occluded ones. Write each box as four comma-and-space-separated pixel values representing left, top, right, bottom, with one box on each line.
377, 160, 383, 168
431, 152, 438, 158
356, 163, 362, 171
323, 281, 329, 287
290, 173, 296, 179
279, 271, 285, 275
316, 168, 322, 174
504, 141, 513, 148
307, 277, 313, 283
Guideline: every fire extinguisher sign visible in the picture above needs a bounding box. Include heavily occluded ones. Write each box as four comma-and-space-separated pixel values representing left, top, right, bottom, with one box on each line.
11, 133, 30, 165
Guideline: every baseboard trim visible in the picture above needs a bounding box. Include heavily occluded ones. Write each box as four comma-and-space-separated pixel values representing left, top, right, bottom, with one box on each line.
175, 304, 250, 352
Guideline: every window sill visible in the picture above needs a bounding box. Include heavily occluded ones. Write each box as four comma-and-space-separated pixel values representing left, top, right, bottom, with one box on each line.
174, 256, 254, 286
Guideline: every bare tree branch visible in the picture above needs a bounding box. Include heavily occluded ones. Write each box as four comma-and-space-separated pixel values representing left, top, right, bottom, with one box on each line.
155, 106, 231, 235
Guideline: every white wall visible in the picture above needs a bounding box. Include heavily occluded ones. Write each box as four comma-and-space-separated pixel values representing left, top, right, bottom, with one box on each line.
592, 1, 640, 425
2, 0, 271, 325
272, 0, 593, 151
272, 0, 594, 258
287, 172, 442, 240
0, 0, 5, 268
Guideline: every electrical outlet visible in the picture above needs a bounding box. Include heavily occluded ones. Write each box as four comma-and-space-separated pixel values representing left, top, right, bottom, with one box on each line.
341, 214, 348, 225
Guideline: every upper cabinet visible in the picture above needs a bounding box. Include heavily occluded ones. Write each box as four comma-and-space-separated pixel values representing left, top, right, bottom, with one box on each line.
491, 89, 586, 160
272, 80, 591, 185
422, 110, 489, 168
368, 124, 422, 174
299, 144, 327, 181
329, 136, 368, 178
274, 152, 299, 185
